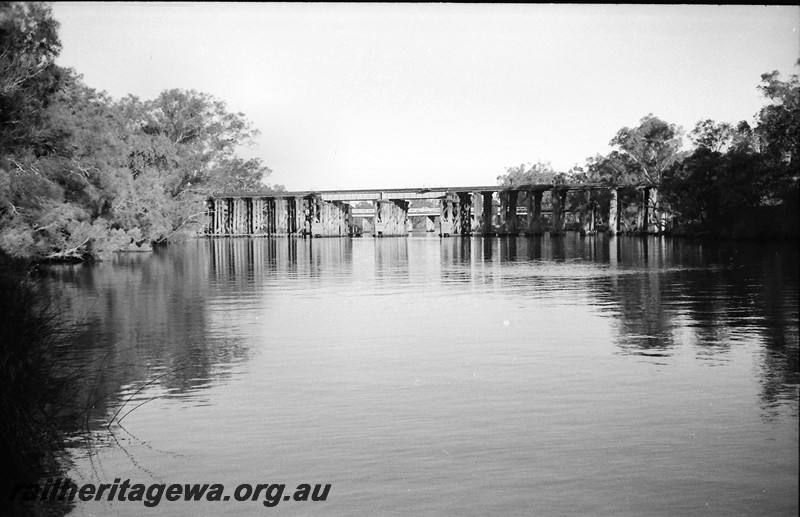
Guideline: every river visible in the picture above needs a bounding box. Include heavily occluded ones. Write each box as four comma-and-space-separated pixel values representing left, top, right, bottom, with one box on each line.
42, 234, 798, 516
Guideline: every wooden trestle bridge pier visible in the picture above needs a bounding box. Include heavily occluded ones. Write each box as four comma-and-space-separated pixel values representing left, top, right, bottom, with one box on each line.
206, 184, 664, 237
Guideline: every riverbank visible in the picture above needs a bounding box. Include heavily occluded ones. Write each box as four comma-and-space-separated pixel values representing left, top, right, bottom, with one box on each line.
668, 201, 799, 241
0, 254, 76, 516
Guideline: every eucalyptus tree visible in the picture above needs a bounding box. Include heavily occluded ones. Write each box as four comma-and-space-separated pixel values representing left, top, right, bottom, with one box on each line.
690, 120, 734, 153
604, 115, 685, 232
609, 114, 684, 186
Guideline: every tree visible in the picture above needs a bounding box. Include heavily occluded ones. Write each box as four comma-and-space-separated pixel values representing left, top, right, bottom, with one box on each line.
114, 89, 274, 243
0, 2, 63, 152
662, 147, 791, 237
123, 89, 271, 196
1, 68, 278, 258
730, 120, 761, 153
690, 119, 734, 153
0, 70, 146, 260
609, 114, 684, 185
0, 2, 60, 93
584, 151, 643, 186
755, 61, 800, 169
661, 147, 726, 225
661, 64, 800, 238
0, 3, 92, 259
497, 161, 557, 187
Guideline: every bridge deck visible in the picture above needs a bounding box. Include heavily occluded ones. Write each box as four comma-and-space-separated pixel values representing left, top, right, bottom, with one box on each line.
219, 183, 640, 202
351, 206, 555, 217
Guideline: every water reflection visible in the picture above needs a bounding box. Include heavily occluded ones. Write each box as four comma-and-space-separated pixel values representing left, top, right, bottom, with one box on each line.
433, 234, 798, 412
51, 236, 798, 427
43, 243, 252, 436
374, 237, 408, 283
47, 235, 797, 516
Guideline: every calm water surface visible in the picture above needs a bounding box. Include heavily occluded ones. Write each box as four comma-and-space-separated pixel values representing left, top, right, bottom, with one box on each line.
45, 234, 798, 516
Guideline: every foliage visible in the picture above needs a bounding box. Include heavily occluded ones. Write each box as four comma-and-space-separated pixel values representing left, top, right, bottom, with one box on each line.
608, 114, 684, 185
663, 148, 797, 238
123, 89, 270, 196
662, 62, 800, 238
109, 89, 276, 244
495, 64, 799, 239
584, 151, 643, 186
0, 1, 63, 151
756, 62, 800, 169
497, 161, 557, 187
0, 3, 279, 261
690, 119, 733, 153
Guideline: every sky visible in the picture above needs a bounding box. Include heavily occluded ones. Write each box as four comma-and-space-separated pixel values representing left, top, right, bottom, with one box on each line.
51, 3, 799, 191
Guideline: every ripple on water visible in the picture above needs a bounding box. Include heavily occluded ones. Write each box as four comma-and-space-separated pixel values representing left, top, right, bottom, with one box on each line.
49, 236, 798, 516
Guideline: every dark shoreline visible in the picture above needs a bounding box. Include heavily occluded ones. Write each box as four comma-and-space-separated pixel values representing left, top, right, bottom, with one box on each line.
0, 253, 77, 517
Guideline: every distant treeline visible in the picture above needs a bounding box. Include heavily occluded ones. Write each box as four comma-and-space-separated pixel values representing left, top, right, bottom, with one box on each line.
1, 3, 283, 263
497, 65, 799, 239
2, 4, 798, 265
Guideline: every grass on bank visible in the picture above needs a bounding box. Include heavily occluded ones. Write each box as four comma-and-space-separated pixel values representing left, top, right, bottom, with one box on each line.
0, 252, 76, 516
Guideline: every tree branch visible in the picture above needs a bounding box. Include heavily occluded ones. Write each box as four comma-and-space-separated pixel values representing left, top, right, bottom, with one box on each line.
44, 237, 92, 261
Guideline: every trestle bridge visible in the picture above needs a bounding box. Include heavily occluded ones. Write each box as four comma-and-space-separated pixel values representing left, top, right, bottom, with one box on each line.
206, 184, 663, 237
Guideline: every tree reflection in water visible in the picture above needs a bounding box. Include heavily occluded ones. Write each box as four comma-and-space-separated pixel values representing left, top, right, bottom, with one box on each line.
436, 234, 798, 414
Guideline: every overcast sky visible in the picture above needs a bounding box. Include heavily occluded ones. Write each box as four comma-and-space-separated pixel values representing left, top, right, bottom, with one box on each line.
51, 3, 799, 191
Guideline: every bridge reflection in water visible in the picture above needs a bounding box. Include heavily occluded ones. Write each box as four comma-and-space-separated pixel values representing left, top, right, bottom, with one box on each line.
48, 234, 797, 516
207, 184, 665, 238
